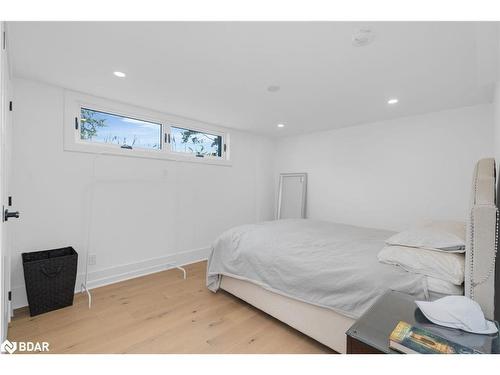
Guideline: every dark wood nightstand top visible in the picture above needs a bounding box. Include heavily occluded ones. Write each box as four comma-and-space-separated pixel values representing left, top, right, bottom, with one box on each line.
345, 290, 500, 354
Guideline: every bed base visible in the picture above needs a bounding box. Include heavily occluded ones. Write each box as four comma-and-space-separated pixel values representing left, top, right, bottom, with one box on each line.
220, 275, 354, 353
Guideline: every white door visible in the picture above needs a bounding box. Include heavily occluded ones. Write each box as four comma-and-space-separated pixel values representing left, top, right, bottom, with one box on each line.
0, 22, 15, 342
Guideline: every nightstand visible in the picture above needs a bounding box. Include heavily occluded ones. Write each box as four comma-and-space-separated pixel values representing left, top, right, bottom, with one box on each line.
345, 290, 500, 354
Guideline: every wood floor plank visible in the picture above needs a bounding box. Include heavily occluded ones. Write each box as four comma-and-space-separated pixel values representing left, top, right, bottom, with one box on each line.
8, 261, 334, 354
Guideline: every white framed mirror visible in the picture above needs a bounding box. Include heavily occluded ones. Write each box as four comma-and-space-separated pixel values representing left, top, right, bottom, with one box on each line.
276, 173, 307, 220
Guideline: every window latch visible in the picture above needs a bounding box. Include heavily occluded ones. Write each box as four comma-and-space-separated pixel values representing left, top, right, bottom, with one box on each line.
165, 133, 171, 144
120, 145, 133, 150
75, 117, 79, 130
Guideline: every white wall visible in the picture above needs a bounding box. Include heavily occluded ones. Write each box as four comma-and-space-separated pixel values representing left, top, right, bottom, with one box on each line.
275, 104, 494, 231
492, 26, 500, 171
495, 83, 500, 163
10, 78, 275, 308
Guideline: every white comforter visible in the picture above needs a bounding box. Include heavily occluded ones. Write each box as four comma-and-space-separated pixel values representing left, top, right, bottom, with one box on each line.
207, 219, 429, 318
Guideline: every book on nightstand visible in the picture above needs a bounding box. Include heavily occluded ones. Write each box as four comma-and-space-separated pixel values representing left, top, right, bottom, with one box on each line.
389, 321, 481, 354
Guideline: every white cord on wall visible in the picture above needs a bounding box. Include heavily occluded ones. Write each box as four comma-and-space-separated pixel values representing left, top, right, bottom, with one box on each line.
81, 153, 99, 309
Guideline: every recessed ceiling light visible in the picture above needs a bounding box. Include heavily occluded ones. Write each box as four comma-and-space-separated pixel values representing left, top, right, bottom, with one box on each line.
387, 98, 399, 105
113, 71, 126, 78
277, 123, 285, 128
267, 85, 280, 93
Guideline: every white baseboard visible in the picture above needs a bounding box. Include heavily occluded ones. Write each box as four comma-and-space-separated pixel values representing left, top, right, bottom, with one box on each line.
11, 246, 210, 310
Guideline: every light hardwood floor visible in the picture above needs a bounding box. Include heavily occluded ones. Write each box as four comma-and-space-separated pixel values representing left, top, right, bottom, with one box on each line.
8, 261, 333, 354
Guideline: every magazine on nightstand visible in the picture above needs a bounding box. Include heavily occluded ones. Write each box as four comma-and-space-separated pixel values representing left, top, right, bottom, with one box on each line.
389, 321, 482, 354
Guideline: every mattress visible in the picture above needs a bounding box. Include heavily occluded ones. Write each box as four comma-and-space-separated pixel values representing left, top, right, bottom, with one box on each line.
207, 219, 429, 319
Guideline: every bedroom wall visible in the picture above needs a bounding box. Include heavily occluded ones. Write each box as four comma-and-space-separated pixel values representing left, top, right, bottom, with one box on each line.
10, 78, 275, 308
493, 30, 500, 165
493, 26, 500, 170
495, 83, 500, 164
275, 104, 494, 231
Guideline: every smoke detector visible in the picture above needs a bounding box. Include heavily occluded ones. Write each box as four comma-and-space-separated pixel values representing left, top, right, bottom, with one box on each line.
352, 28, 375, 47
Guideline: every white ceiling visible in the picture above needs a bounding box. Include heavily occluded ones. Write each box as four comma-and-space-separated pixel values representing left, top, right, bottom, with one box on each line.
7, 22, 499, 136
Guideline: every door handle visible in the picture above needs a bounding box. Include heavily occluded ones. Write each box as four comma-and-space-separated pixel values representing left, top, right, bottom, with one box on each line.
4, 209, 20, 222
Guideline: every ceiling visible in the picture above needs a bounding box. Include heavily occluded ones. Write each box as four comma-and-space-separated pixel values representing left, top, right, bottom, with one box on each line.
7, 22, 499, 137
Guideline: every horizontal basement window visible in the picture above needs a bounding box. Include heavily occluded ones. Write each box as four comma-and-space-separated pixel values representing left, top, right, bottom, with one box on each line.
64, 91, 231, 166
80, 108, 163, 151
171, 126, 223, 158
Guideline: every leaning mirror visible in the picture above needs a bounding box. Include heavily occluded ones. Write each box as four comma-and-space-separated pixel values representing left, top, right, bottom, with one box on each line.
276, 173, 307, 220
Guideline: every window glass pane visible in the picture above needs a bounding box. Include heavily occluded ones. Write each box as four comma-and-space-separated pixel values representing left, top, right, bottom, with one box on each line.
170, 126, 223, 157
80, 108, 162, 150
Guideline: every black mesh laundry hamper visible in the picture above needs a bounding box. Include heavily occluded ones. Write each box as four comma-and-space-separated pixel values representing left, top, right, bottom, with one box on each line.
22, 247, 78, 316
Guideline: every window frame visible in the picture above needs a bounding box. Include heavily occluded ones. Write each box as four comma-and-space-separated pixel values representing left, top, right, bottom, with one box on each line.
64, 90, 231, 166
169, 125, 225, 160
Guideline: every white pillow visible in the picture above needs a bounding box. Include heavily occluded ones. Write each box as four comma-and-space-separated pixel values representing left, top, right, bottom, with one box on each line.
385, 221, 465, 253
426, 276, 463, 296
378, 245, 465, 285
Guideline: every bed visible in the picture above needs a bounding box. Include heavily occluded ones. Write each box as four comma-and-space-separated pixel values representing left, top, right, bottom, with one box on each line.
206, 158, 498, 353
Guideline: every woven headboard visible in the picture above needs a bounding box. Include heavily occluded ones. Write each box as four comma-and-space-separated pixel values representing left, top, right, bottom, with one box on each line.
465, 158, 498, 320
